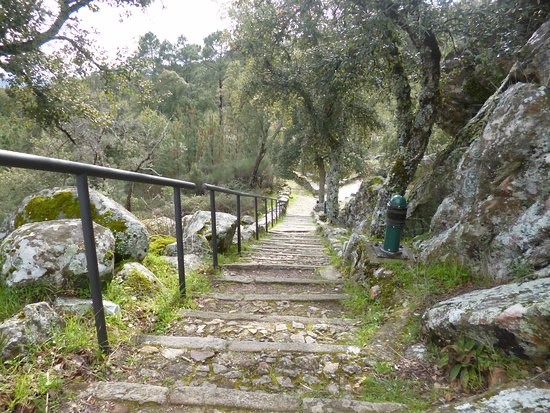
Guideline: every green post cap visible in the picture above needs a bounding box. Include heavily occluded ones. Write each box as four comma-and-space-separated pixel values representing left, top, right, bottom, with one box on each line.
388, 194, 407, 208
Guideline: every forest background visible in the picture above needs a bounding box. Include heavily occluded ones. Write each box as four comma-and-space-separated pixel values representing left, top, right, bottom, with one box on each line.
0, 0, 548, 232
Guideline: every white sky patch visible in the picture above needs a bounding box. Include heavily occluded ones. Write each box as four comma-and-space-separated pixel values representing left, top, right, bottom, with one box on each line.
76, 0, 230, 60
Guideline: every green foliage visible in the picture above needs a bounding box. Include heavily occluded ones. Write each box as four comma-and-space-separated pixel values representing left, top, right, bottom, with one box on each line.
436, 336, 512, 392
359, 376, 430, 412
0, 283, 56, 321
149, 234, 177, 256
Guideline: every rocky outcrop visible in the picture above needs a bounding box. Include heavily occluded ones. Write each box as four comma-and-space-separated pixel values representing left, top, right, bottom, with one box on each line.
142, 217, 176, 237
418, 21, 550, 280
422, 278, 550, 359
166, 211, 238, 256
7, 187, 149, 261
0, 302, 60, 360
432, 385, 550, 413
0, 220, 115, 288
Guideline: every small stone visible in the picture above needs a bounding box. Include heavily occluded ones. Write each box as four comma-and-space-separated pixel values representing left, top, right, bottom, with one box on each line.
252, 376, 272, 386
305, 336, 316, 344
290, 333, 306, 343
275, 324, 288, 332
139, 345, 159, 354
296, 356, 319, 371
190, 350, 215, 362
224, 371, 243, 379
160, 348, 185, 360
212, 363, 228, 374
323, 362, 339, 375
342, 362, 361, 376
369, 285, 381, 300
255, 361, 271, 375
276, 376, 294, 388
196, 365, 210, 372
326, 383, 339, 395
302, 374, 322, 385
292, 321, 305, 329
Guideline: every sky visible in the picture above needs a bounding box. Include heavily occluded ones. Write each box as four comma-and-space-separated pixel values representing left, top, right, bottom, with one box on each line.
76, 0, 231, 60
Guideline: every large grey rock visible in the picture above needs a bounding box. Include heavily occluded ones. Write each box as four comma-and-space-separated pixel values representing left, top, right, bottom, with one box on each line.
420, 80, 549, 280
54, 297, 120, 316
8, 187, 149, 261
0, 302, 60, 360
142, 216, 176, 236
0, 219, 115, 288
431, 385, 550, 412
166, 211, 237, 256
422, 278, 550, 359
163, 254, 204, 272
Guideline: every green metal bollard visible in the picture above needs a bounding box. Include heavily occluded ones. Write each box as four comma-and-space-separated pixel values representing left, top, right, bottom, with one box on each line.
382, 194, 407, 254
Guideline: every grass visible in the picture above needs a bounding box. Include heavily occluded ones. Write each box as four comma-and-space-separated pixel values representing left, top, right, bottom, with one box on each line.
0, 234, 212, 412
358, 376, 432, 412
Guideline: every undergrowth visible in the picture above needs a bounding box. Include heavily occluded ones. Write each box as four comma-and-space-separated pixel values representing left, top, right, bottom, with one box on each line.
0, 234, 211, 412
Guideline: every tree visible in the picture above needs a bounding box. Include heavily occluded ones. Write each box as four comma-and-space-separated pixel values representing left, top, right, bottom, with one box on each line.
349, 0, 441, 235
230, 0, 378, 222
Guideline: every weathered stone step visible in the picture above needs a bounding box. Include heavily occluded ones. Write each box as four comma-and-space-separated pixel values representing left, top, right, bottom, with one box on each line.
195, 294, 348, 318
83, 381, 406, 412
173, 310, 355, 343
178, 309, 355, 326
137, 334, 360, 354
240, 258, 330, 266
204, 292, 349, 302
223, 263, 320, 271
243, 249, 326, 258
213, 279, 343, 297
216, 274, 342, 285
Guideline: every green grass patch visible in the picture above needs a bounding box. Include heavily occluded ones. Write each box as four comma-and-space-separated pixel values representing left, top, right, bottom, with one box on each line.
360, 376, 431, 412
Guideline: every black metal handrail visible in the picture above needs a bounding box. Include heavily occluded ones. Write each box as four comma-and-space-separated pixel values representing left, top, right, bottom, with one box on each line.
0, 149, 284, 354
201, 183, 281, 268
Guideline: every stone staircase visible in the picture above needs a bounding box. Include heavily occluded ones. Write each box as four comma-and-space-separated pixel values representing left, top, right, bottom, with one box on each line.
75, 194, 405, 412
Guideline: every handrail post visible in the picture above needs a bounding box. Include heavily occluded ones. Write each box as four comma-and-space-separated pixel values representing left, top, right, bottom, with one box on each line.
236, 194, 242, 255
173, 187, 186, 296
254, 197, 259, 241
209, 190, 218, 268
264, 198, 268, 233
76, 174, 110, 354
270, 199, 274, 228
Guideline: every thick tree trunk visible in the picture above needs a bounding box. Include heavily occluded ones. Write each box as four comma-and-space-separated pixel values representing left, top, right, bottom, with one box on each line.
326, 152, 341, 224
316, 156, 326, 205
369, 10, 441, 236
249, 138, 267, 188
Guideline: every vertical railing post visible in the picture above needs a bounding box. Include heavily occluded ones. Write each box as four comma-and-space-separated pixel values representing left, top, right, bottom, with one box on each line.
264, 198, 268, 233
254, 197, 259, 240
173, 187, 186, 296
275, 198, 278, 222
270, 199, 274, 228
209, 190, 218, 268
236, 194, 242, 255
76, 174, 110, 354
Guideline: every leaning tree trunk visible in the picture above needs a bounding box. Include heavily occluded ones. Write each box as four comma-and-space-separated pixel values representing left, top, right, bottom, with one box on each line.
316, 156, 326, 205
369, 10, 441, 236
326, 152, 341, 224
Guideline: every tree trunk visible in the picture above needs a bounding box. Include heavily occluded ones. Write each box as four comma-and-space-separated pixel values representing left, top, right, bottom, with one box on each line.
249, 137, 267, 188
326, 152, 341, 224
369, 11, 441, 236
316, 156, 326, 205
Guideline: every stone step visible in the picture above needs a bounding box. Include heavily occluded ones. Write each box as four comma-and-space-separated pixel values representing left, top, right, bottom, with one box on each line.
83, 381, 406, 412
216, 274, 342, 285
240, 259, 331, 266
243, 249, 326, 258
204, 292, 349, 302
136, 334, 361, 354
179, 309, 355, 326
223, 263, 320, 271
173, 312, 356, 343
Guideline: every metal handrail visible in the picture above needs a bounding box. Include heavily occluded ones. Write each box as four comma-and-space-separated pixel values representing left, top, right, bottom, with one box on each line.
201, 183, 282, 267
0, 149, 284, 353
